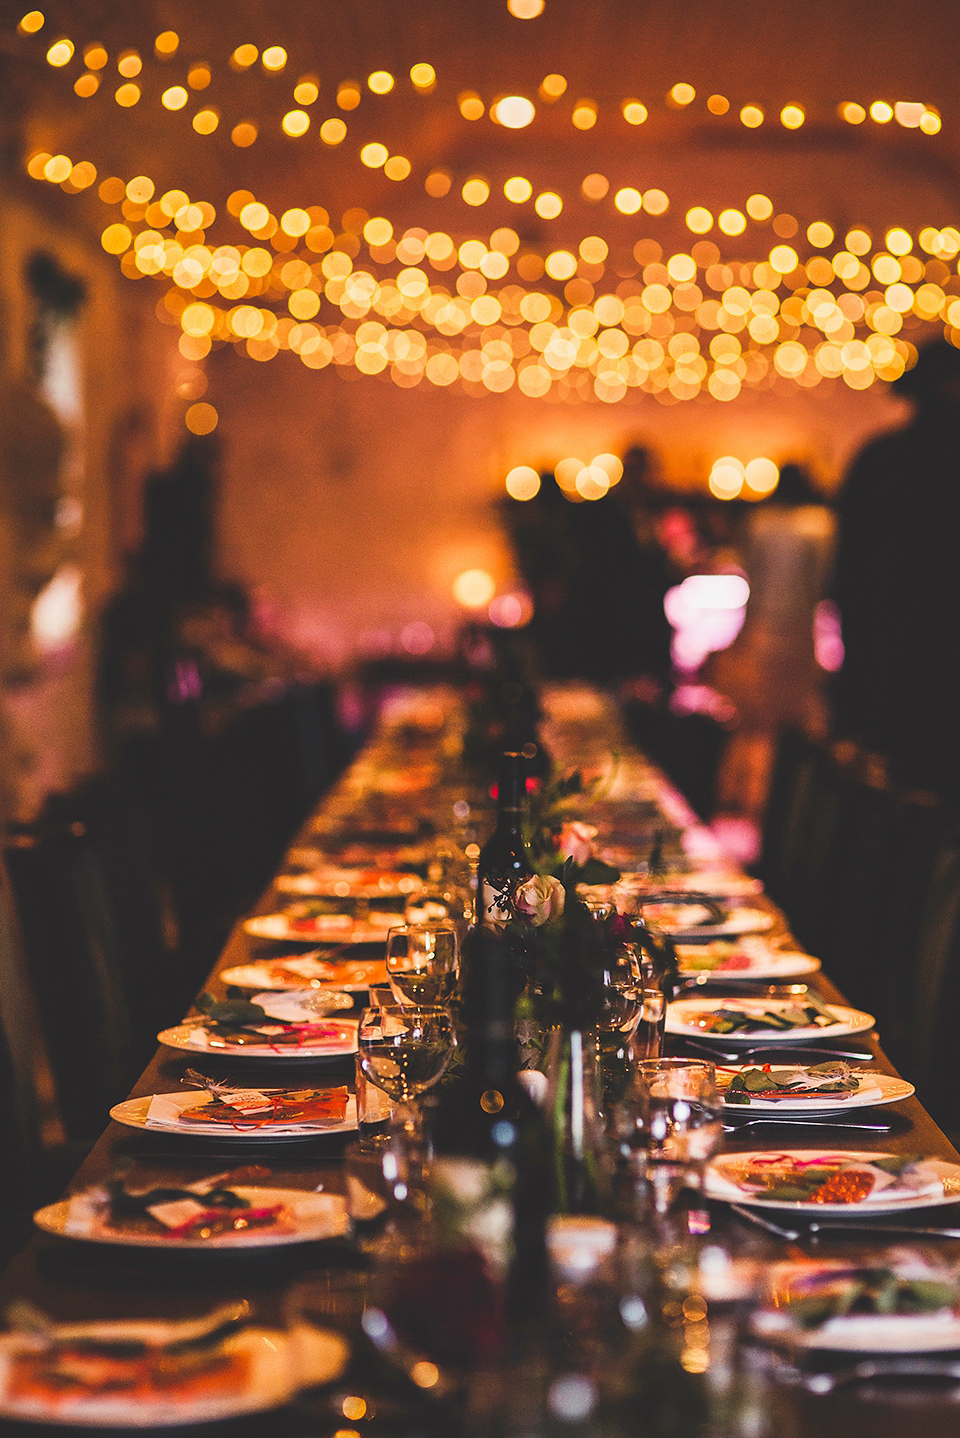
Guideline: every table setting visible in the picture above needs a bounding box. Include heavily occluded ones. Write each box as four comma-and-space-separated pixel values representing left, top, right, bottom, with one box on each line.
3, 685, 960, 1435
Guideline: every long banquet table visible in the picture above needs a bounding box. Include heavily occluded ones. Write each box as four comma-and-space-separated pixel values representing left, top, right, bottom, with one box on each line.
2, 685, 960, 1436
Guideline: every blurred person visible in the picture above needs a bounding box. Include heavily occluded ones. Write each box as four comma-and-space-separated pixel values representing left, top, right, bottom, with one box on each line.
834, 339, 960, 795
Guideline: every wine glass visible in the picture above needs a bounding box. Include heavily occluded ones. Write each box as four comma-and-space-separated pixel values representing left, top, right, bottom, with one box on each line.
385, 923, 460, 1006
358, 1004, 456, 1173
614, 1059, 723, 1218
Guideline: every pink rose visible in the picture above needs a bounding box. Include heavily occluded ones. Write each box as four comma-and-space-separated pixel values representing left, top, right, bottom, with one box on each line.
515, 874, 566, 925
557, 821, 598, 866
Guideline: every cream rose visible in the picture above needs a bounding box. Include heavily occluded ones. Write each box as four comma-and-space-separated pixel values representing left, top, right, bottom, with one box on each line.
515, 874, 566, 925
557, 821, 598, 866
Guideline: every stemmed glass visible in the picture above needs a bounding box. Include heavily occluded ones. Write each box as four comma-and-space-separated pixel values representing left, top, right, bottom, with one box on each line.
357, 1004, 457, 1162
385, 923, 460, 1006
614, 1059, 723, 1218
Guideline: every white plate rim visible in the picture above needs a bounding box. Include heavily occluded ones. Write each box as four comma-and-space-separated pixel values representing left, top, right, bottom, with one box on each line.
676, 951, 822, 981
157, 1019, 359, 1062
666, 997, 875, 1044
656, 908, 777, 939
243, 914, 395, 944
706, 1148, 960, 1214
34, 1186, 350, 1250
221, 961, 387, 993
110, 1091, 359, 1142
0, 1323, 348, 1426
718, 1066, 914, 1113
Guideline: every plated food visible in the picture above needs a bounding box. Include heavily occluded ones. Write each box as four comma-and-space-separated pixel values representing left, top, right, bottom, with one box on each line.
753, 1258, 960, 1352
666, 996, 875, 1044
717, 1063, 913, 1113
705, 1149, 960, 1214
643, 903, 776, 940
110, 1085, 360, 1141
36, 1175, 350, 1250
158, 992, 359, 1060
276, 867, 423, 899
673, 939, 821, 981
221, 955, 387, 992
243, 908, 398, 944
0, 1308, 347, 1426
618, 868, 765, 900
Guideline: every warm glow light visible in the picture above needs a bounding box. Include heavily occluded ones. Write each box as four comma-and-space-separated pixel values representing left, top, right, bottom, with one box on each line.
368, 69, 394, 93
489, 593, 531, 627
643, 189, 669, 215
576, 465, 610, 499
126, 175, 154, 203
384, 156, 410, 180
615, 187, 643, 215
870, 100, 893, 123
886, 227, 913, 255
780, 104, 805, 129
508, 0, 545, 16
320, 118, 347, 145
807, 221, 834, 247
572, 100, 597, 129
494, 95, 535, 128
337, 82, 362, 110
117, 49, 142, 77
544, 250, 576, 280
840, 101, 866, 124
99, 176, 125, 203
459, 91, 485, 120
18, 12, 45, 34
453, 569, 496, 607
162, 86, 188, 109
769, 244, 799, 273
894, 101, 924, 128
462, 177, 490, 205
707, 94, 729, 114
540, 73, 567, 99
46, 37, 74, 66
846, 228, 871, 255
44, 154, 71, 182
505, 466, 541, 500
920, 108, 941, 135
294, 77, 319, 104
686, 207, 713, 234
73, 71, 97, 96
622, 100, 648, 125
155, 30, 178, 55
282, 208, 311, 237
579, 235, 608, 264
746, 194, 773, 221
740, 105, 764, 127
364, 216, 393, 246
115, 83, 140, 106
26, 152, 51, 179
193, 108, 219, 134
360, 143, 388, 168
534, 191, 562, 219
718, 209, 746, 236
232, 122, 258, 146
593, 452, 623, 483
743, 457, 779, 494
669, 83, 695, 106
83, 44, 107, 69
282, 109, 310, 136
709, 457, 745, 499
185, 402, 218, 435
410, 63, 436, 89
101, 223, 132, 254
582, 173, 609, 200
31, 564, 82, 652
425, 169, 451, 196
231, 45, 258, 69
262, 46, 287, 70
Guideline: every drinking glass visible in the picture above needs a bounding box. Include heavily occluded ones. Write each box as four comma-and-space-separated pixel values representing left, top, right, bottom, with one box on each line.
385, 923, 460, 1006
614, 1059, 723, 1217
357, 1004, 456, 1161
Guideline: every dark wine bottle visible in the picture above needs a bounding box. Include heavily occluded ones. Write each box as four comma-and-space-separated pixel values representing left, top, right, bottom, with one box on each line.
431, 929, 550, 1333
476, 750, 533, 926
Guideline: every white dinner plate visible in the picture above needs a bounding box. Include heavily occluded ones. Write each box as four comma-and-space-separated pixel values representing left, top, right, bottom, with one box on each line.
706, 1149, 960, 1215
752, 1261, 960, 1352
110, 1089, 361, 1142
717, 1065, 914, 1114
618, 870, 765, 900
35, 1186, 350, 1250
276, 869, 422, 899
221, 957, 387, 992
675, 942, 821, 982
158, 1017, 359, 1061
647, 905, 777, 940
0, 1318, 347, 1427
243, 911, 397, 944
666, 997, 875, 1045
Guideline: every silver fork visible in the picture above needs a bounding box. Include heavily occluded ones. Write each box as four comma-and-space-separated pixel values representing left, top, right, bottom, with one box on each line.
730, 1204, 960, 1242
797, 1359, 960, 1394
723, 1117, 895, 1135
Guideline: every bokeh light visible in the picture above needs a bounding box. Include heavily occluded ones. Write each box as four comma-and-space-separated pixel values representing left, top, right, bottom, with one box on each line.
453, 569, 496, 607
505, 466, 541, 500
